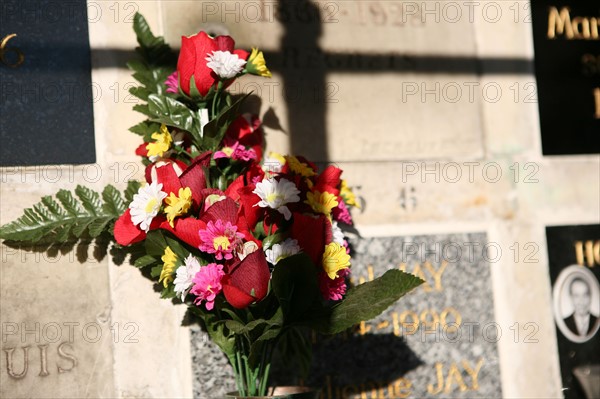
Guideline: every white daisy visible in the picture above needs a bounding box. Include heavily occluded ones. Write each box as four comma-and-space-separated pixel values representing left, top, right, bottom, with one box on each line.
265, 239, 301, 265
253, 178, 300, 220
206, 51, 247, 79
173, 255, 201, 301
331, 221, 346, 246
129, 182, 167, 232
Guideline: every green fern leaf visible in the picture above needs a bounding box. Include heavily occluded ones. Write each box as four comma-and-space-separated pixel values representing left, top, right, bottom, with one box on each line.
124, 180, 141, 204
132, 13, 175, 66
101, 185, 126, 216
75, 185, 102, 216
0, 185, 134, 245
56, 190, 81, 216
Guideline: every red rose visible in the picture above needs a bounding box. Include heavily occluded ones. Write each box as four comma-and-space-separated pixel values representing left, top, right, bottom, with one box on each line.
177, 32, 248, 97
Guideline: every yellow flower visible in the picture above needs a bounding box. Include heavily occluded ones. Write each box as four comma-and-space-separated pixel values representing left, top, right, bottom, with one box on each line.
285, 155, 316, 177
146, 124, 173, 158
164, 187, 193, 227
322, 242, 351, 280
247, 48, 272, 78
340, 179, 360, 208
159, 246, 178, 287
305, 190, 338, 216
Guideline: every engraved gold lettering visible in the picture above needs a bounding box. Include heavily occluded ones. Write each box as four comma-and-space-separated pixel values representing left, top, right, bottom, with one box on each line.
444, 363, 469, 393
358, 321, 372, 336
547, 7, 600, 40
427, 362, 444, 394
572, 17, 591, 38
575, 240, 600, 267
440, 307, 462, 333
594, 88, 600, 119
57, 342, 77, 373
420, 309, 440, 332
462, 358, 484, 391
400, 262, 447, 292
0, 33, 25, 68
4, 346, 29, 379
393, 378, 412, 398
359, 382, 383, 399
427, 359, 483, 395
548, 7, 574, 39
424, 261, 447, 291
392, 312, 401, 336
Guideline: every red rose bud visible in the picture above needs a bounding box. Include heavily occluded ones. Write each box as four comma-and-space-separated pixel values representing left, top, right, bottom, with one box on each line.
177, 31, 248, 97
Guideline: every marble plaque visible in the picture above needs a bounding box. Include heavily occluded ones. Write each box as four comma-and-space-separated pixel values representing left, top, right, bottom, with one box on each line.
531, 0, 600, 155
160, 0, 484, 162
191, 232, 502, 398
0, 0, 96, 166
546, 224, 600, 399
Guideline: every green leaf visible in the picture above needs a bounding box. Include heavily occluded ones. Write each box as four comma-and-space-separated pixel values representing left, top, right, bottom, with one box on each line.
134, 254, 158, 268
0, 185, 133, 245
101, 185, 127, 216
124, 180, 141, 204
205, 314, 236, 363
75, 185, 102, 216
311, 270, 424, 335
203, 94, 250, 148
144, 230, 167, 257
271, 253, 320, 323
146, 94, 201, 140
133, 104, 152, 118
224, 320, 247, 334
150, 264, 163, 278
132, 13, 175, 66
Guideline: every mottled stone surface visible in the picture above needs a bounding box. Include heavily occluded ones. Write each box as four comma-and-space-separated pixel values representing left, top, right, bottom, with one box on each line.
191, 232, 502, 398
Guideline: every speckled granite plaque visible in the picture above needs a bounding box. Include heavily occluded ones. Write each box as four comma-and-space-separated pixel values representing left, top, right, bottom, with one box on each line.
191, 232, 501, 398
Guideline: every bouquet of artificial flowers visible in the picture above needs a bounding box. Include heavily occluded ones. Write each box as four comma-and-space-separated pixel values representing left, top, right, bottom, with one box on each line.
0, 14, 422, 397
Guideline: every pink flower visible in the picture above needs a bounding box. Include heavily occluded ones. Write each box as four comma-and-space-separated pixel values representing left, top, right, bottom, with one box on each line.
190, 263, 225, 310
165, 71, 179, 94
214, 141, 257, 162
332, 200, 353, 225
198, 220, 244, 260
319, 268, 350, 301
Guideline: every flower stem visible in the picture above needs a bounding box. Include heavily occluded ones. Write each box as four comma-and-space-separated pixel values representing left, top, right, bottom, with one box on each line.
235, 343, 246, 397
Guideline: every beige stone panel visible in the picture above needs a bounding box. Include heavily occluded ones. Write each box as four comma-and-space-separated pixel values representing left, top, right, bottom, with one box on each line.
161, 1, 283, 50
325, 73, 484, 161
517, 156, 600, 224
318, 0, 478, 55
161, 1, 479, 55
86, 1, 163, 49
0, 250, 115, 398
472, 0, 535, 58
478, 75, 540, 158
472, 1, 540, 158
0, 181, 115, 398
338, 159, 515, 226
487, 221, 563, 399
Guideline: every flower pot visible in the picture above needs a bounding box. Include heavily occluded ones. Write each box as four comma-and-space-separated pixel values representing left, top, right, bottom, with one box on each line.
223, 386, 320, 399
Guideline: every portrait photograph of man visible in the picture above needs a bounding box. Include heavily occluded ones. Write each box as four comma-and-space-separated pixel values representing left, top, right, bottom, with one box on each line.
554, 265, 600, 344
564, 278, 599, 337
